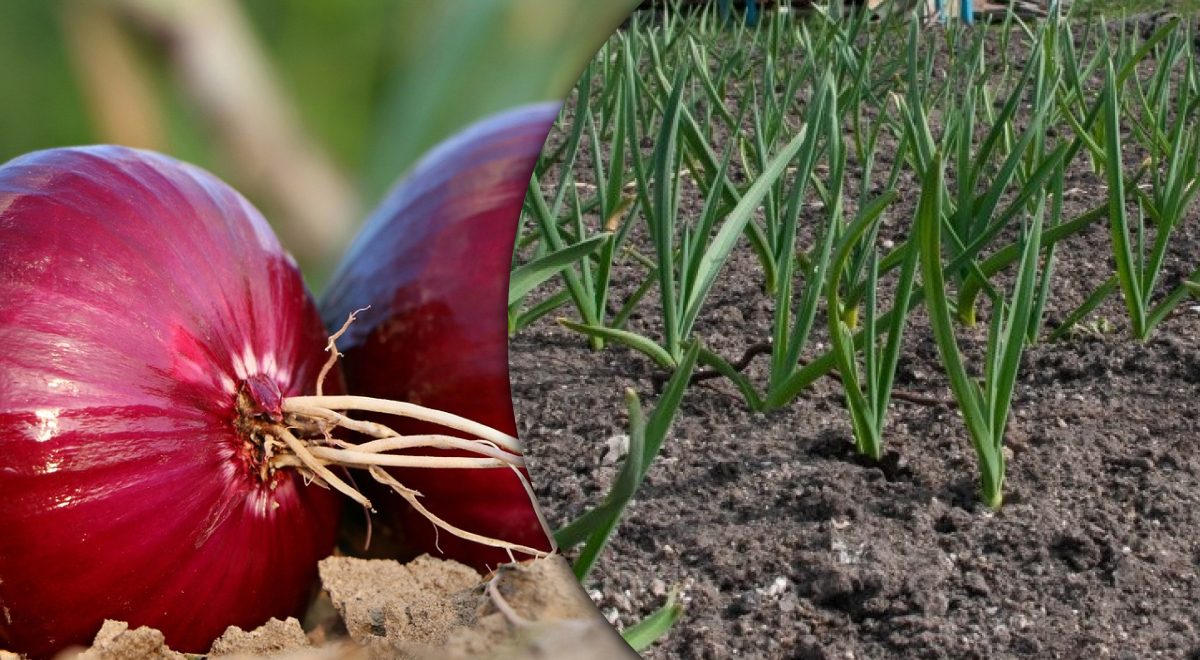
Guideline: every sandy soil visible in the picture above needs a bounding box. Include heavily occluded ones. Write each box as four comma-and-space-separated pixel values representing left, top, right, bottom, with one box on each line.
38, 555, 633, 660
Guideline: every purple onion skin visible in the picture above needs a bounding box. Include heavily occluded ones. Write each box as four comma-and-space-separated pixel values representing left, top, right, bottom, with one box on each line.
320, 103, 560, 571
0, 146, 341, 658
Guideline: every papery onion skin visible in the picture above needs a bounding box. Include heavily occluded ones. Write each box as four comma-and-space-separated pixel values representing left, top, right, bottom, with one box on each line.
320, 103, 560, 570
0, 146, 341, 657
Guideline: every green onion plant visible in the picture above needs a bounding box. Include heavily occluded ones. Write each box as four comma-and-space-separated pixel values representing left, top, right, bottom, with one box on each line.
1100, 53, 1200, 340
918, 151, 1047, 509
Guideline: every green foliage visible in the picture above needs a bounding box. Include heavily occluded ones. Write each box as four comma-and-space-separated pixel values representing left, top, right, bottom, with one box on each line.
516, 7, 1200, 513
622, 588, 684, 651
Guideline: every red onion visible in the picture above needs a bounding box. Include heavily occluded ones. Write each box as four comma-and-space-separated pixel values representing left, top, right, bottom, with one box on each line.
320, 102, 561, 570
0, 146, 342, 657
0, 106, 559, 658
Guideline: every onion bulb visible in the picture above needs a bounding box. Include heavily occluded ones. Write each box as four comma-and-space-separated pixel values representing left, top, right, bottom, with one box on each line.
321, 103, 561, 571
0, 145, 342, 656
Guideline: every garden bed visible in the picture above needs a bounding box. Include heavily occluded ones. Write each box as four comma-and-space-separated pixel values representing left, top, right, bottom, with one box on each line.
510, 7, 1200, 658
514, 243, 1200, 658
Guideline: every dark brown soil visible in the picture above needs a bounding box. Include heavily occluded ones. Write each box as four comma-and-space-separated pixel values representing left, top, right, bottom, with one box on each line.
510, 12, 1200, 659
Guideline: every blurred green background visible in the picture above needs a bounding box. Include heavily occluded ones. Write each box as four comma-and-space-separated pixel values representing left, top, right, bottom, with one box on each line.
0, 0, 637, 283
5, 0, 1178, 281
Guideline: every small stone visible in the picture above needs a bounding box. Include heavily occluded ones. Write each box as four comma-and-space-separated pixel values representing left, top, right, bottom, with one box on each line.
613, 591, 633, 612
76, 620, 185, 660
209, 617, 309, 656
600, 434, 630, 466
764, 576, 789, 597
963, 572, 989, 596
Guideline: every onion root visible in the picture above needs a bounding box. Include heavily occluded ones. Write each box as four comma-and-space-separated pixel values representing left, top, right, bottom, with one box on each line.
235, 311, 551, 561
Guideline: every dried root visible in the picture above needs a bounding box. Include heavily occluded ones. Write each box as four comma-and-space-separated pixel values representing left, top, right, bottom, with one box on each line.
242, 310, 552, 561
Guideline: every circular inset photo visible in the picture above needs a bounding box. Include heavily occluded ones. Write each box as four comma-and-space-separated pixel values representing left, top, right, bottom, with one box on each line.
0, 2, 636, 658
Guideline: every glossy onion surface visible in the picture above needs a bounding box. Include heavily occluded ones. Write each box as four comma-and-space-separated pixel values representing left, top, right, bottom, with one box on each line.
320, 103, 560, 570
0, 146, 341, 657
